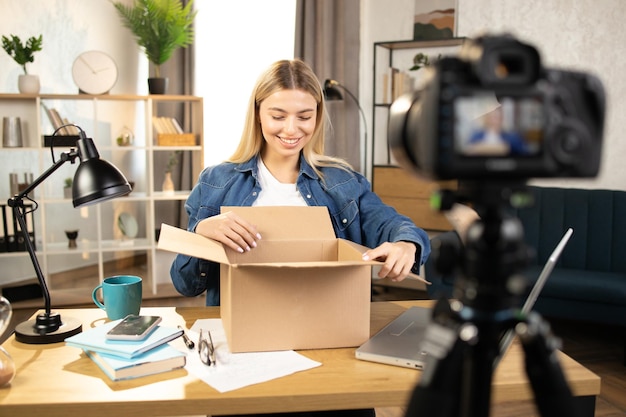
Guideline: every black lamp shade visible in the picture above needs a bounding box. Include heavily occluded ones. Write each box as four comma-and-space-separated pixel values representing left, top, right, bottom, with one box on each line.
72, 159, 132, 207
323, 79, 344, 101
72, 136, 131, 207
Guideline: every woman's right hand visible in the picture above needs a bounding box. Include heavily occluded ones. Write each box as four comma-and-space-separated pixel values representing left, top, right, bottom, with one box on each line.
195, 211, 262, 253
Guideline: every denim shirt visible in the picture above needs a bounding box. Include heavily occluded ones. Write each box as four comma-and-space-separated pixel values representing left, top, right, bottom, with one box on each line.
170, 155, 430, 306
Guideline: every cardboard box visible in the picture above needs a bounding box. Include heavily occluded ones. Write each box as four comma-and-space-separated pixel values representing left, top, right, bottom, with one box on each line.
157, 206, 375, 352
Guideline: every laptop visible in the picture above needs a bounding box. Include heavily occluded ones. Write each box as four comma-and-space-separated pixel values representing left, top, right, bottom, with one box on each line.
355, 228, 573, 370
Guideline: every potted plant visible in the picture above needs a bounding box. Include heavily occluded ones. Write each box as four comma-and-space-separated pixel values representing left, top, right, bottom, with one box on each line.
63, 177, 73, 199
112, 0, 196, 94
1, 34, 43, 94
409, 52, 430, 71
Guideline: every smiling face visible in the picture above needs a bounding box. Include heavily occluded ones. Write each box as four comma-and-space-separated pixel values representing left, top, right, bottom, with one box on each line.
258, 88, 318, 165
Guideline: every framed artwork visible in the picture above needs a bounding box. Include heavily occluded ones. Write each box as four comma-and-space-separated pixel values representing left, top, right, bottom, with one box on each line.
413, 0, 456, 40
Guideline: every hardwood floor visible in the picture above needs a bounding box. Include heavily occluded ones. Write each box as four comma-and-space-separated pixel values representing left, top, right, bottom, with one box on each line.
3, 283, 625, 416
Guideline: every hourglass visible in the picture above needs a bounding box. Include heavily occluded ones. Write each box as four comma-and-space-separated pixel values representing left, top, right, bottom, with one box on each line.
0, 296, 16, 386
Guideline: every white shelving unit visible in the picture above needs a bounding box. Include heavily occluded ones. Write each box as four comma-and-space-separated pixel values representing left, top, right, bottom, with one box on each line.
0, 93, 203, 296
371, 38, 466, 168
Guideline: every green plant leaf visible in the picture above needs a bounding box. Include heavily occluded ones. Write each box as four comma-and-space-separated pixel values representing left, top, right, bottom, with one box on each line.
1, 34, 43, 74
112, 0, 196, 77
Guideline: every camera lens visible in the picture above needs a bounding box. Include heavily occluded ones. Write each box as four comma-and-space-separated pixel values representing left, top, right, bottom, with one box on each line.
549, 119, 590, 167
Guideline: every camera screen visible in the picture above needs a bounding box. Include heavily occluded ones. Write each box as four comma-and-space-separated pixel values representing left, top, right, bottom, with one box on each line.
454, 94, 544, 157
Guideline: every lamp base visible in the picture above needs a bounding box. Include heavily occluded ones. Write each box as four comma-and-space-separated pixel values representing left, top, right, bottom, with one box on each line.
14, 311, 82, 344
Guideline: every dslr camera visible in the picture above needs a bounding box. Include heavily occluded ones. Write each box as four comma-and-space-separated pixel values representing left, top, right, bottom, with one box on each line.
389, 34, 605, 180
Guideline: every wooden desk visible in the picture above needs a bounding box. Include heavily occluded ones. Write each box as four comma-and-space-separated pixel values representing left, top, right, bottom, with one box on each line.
0, 301, 600, 417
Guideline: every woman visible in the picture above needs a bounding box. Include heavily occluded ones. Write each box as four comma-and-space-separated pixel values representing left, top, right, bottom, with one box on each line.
170, 58, 430, 307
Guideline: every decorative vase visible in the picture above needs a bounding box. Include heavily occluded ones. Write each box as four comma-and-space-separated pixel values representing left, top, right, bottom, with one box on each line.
162, 171, 175, 194
18, 74, 40, 94
65, 230, 79, 248
148, 77, 168, 94
64, 187, 72, 199
2, 117, 23, 147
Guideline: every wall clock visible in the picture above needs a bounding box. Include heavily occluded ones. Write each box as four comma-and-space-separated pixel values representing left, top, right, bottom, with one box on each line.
71, 51, 119, 95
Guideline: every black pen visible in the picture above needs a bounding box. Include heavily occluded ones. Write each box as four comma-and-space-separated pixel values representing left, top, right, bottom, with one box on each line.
178, 325, 195, 349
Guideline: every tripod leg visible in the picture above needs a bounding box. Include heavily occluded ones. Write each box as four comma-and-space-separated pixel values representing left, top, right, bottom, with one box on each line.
404, 319, 465, 417
405, 298, 496, 417
518, 312, 585, 417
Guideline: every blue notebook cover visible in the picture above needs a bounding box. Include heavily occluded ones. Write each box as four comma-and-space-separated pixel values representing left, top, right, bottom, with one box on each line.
85, 344, 187, 381
65, 319, 183, 359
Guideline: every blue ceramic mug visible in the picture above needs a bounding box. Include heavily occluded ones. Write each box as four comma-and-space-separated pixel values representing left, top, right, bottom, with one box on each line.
92, 275, 142, 320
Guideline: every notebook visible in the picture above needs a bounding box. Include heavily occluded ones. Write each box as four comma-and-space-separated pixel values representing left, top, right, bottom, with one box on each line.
355, 228, 573, 370
65, 320, 183, 359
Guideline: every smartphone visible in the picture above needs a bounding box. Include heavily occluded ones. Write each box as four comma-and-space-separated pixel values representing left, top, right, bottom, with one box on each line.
106, 315, 162, 341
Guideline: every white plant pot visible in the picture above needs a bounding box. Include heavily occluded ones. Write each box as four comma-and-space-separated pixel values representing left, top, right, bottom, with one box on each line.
18, 74, 40, 94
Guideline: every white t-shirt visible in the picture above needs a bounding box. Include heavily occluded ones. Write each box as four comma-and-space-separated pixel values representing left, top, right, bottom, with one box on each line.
252, 158, 307, 207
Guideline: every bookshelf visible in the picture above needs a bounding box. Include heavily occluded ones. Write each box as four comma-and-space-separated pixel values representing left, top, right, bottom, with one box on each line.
0, 94, 203, 297
370, 39, 464, 233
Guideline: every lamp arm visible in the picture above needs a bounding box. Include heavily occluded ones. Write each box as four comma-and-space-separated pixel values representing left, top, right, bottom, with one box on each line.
13, 150, 78, 202
334, 83, 368, 173
7, 149, 79, 329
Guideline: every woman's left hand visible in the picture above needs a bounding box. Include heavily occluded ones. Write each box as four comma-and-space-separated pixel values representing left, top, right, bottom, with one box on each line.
362, 241, 417, 281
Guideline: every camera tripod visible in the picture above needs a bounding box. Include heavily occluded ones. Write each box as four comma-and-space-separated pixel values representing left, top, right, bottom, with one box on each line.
405, 182, 582, 417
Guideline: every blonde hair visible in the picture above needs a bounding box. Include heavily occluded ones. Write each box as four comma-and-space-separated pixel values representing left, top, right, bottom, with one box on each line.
227, 59, 352, 177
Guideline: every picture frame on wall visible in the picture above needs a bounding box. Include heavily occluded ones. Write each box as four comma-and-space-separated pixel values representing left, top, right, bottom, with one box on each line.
413, 0, 456, 41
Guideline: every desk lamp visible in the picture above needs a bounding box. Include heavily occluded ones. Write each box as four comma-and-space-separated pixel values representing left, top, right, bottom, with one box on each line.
8, 125, 132, 344
323, 79, 368, 172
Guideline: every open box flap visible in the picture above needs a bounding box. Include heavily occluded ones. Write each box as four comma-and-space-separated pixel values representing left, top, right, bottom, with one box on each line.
221, 206, 335, 240
158, 223, 379, 269
234, 260, 382, 268
158, 223, 230, 264
158, 222, 429, 284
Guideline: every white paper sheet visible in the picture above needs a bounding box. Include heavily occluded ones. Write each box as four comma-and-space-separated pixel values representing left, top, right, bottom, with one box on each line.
186, 318, 321, 392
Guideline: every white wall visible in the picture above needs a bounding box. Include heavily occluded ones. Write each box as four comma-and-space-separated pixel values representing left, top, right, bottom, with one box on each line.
0, 0, 140, 94
195, 1, 297, 167
360, 0, 626, 191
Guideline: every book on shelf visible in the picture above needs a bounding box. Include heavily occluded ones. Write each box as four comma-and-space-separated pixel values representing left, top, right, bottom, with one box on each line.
85, 343, 186, 381
42, 104, 78, 136
62, 118, 81, 135
65, 319, 183, 359
152, 116, 184, 135
380, 67, 414, 103
381, 67, 399, 104
0, 203, 35, 253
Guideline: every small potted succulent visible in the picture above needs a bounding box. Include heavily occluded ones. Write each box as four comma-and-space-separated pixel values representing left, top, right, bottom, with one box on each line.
63, 177, 73, 199
112, 0, 196, 94
1, 34, 43, 94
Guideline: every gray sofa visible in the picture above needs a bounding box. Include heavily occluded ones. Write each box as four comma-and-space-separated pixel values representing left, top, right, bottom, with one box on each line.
426, 185, 626, 327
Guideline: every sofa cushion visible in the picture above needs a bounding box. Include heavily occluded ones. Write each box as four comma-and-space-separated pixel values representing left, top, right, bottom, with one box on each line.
523, 266, 626, 305
426, 186, 626, 328
516, 186, 626, 274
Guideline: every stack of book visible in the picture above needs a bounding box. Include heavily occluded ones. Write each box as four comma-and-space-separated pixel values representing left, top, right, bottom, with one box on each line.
65, 320, 186, 381
152, 116, 195, 146
152, 116, 184, 135
43, 104, 81, 136
380, 67, 414, 104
